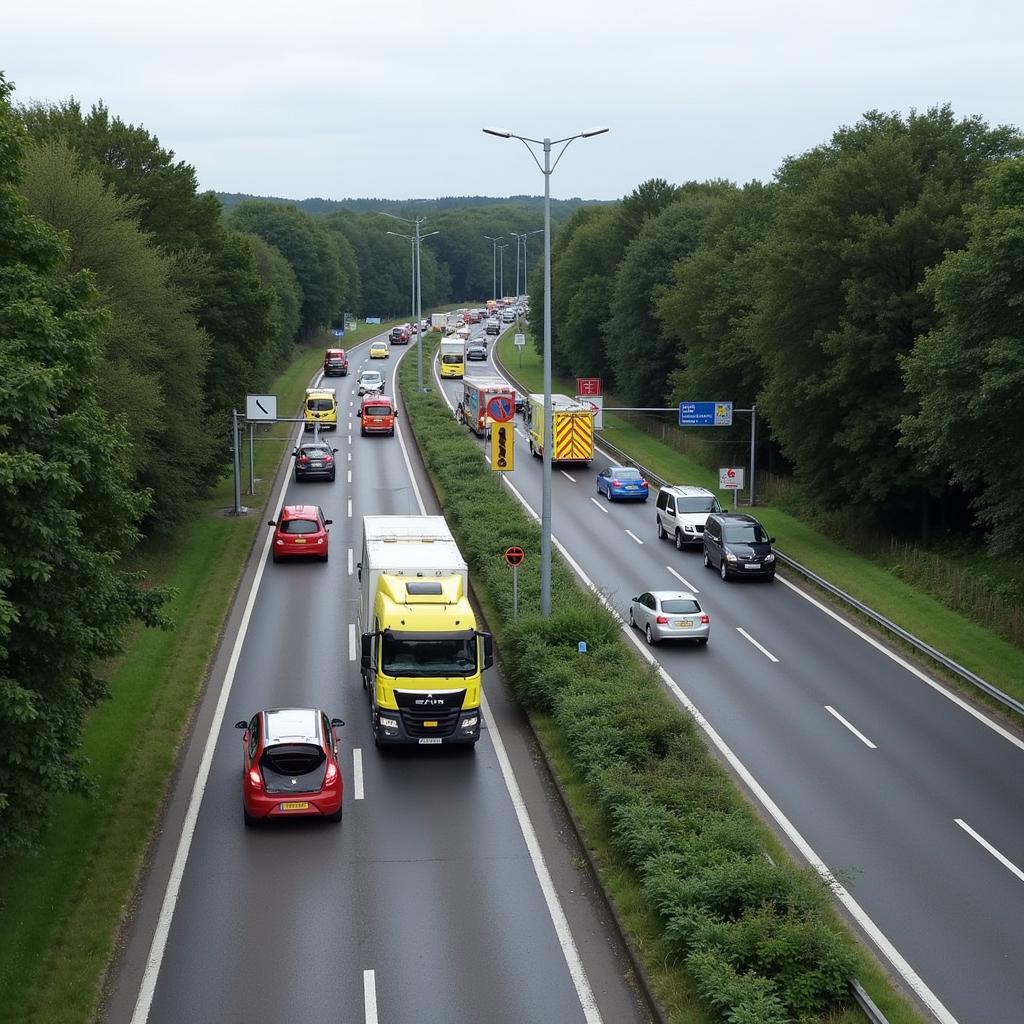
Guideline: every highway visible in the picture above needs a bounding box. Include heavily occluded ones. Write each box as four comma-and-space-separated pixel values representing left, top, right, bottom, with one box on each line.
439, 320, 1024, 1024
103, 329, 650, 1024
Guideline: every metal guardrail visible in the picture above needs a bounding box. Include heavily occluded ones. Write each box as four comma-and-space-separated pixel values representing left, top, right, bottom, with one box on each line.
494, 346, 1023, 720
849, 979, 891, 1024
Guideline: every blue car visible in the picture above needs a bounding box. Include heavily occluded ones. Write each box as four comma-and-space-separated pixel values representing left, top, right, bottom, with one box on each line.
596, 466, 649, 502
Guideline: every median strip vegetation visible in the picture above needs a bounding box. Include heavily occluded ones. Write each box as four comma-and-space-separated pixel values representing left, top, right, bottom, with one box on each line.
401, 336, 919, 1024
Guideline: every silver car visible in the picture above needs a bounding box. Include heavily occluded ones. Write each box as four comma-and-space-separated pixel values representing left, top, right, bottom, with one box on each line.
629, 590, 710, 646
358, 369, 385, 395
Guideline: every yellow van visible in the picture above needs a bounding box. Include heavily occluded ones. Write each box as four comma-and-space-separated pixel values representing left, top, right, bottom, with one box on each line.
304, 388, 338, 431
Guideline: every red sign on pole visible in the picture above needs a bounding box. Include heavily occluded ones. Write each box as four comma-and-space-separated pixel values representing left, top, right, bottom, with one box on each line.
576, 378, 602, 397
487, 395, 515, 423
504, 546, 525, 567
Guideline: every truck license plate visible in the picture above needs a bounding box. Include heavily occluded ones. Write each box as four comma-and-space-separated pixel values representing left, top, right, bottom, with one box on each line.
418, 738, 442, 745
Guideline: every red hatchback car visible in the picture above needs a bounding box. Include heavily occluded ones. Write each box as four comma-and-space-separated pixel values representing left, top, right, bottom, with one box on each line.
268, 505, 332, 562
235, 707, 345, 825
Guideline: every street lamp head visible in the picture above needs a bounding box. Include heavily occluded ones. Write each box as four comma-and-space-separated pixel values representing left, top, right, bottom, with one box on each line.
483, 127, 513, 139
581, 126, 610, 139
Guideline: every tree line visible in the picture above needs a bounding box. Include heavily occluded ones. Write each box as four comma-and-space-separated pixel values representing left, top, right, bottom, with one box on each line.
532, 106, 1024, 553
0, 76, 549, 853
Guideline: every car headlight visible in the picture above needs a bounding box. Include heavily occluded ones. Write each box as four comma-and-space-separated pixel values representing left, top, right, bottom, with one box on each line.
725, 552, 738, 562
683, 523, 696, 532
461, 716, 479, 729
764, 553, 775, 563
378, 715, 398, 729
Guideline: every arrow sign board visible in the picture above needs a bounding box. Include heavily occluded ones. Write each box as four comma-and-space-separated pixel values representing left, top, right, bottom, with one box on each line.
719, 467, 745, 490
486, 394, 515, 423
679, 401, 733, 426
245, 394, 278, 422
586, 395, 604, 431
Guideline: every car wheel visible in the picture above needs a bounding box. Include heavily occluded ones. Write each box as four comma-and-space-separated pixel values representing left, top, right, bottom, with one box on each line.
326, 804, 343, 823
294, 471, 301, 483
360, 428, 366, 436
321, 550, 329, 563
703, 550, 712, 569
698, 637, 709, 645
243, 807, 258, 827
628, 608, 635, 627
720, 560, 729, 581
329, 472, 336, 481
656, 519, 666, 540
272, 552, 280, 564
675, 529, 684, 550
645, 623, 657, 646
389, 428, 395, 436
606, 487, 613, 502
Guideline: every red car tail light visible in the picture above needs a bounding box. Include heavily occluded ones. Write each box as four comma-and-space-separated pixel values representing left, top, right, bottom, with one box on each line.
297, 455, 310, 464
611, 479, 621, 487
248, 767, 263, 789
324, 760, 338, 785
323, 454, 333, 463
700, 614, 710, 624
656, 615, 669, 624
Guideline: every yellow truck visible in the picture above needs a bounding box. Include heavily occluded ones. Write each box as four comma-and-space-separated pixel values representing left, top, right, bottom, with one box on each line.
439, 339, 465, 379
357, 516, 493, 747
303, 387, 338, 431
527, 393, 595, 463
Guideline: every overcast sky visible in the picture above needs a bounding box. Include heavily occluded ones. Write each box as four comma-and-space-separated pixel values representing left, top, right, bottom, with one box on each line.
6, 0, 1024, 202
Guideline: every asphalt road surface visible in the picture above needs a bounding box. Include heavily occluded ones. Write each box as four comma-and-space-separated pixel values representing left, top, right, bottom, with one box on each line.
103, 326, 651, 1024
438, 320, 1024, 1024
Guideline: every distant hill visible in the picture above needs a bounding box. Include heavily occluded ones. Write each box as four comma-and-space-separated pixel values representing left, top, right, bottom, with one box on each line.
214, 192, 604, 217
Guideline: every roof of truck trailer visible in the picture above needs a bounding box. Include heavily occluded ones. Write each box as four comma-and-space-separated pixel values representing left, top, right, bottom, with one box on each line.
363, 515, 454, 541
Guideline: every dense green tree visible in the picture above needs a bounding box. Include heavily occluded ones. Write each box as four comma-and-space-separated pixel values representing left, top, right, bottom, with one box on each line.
228, 200, 348, 334
753, 106, 1022, 522
0, 77, 164, 853
244, 233, 301, 364
20, 138, 217, 527
901, 157, 1024, 551
605, 184, 733, 404
660, 182, 778, 409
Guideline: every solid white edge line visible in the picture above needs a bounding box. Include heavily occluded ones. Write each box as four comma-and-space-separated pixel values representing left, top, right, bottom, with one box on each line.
665, 565, 698, 593
624, 529, 644, 546
954, 818, 1024, 883
363, 968, 378, 1024
129, 418, 302, 1024
589, 497, 609, 514
825, 705, 878, 749
736, 626, 780, 663
428, 347, 602, 1023
128, 331, 393, 1024
775, 575, 1024, 754
560, 470, 576, 483
495, 469, 958, 1024
347, 547, 354, 576
353, 748, 365, 801
348, 623, 357, 662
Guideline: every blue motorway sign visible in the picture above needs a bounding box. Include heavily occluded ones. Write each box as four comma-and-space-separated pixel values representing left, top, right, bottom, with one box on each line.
331, 328, 345, 337
679, 401, 733, 427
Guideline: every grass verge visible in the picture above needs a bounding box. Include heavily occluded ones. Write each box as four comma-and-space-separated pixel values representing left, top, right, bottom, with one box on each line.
402, 335, 921, 1024
495, 330, 1024, 708
0, 319, 407, 1024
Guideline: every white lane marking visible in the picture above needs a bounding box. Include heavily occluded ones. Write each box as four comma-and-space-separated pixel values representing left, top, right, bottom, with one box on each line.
414, 357, 602, 1023
825, 705, 877, 749
666, 566, 698, 593
736, 627, 779, 662
624, 529, 644, 546
348, 623, 357, 661
353, 748, 364, 800
495, 468, 958, 1024
589, 497, 609, 514
363, 969, 378, 1024
347, 469, 352, 483
515, 426, 526, 439
348, 451, 352, 461
129, 400, 304, 1024
347, 498, 353, 518
955, 818, 1024, 883
560, 470, 576, 483
347, 547, 354, 576
348, 435, 352, 446
776, 574, 1024, 754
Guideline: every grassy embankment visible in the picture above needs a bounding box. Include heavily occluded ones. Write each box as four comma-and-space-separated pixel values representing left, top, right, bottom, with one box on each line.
495, 330, 1024, 709
403, 333, 921, 1024
0, 318, 406, 1024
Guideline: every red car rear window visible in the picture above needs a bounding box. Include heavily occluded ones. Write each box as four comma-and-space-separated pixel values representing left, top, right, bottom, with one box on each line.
364, 404, 392, 417
280, 519, 319, 535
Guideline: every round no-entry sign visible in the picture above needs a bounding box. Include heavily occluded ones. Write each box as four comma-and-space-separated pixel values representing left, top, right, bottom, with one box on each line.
487, 395, 515, 423
504, 546, 525, 567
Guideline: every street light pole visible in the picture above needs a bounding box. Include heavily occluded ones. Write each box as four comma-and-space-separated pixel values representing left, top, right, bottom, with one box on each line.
521, 228, 542, 300
385, 214, 438, 392
483, 234, 503, 302
483, 125, 609, 617
498, 243, 509, 301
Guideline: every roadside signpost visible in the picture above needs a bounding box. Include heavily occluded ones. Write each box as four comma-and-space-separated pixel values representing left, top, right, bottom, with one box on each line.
678, 401, 732, 426
486, 394, 515, 423
719, 466, 745, 508
491, 421, 515, 472
576, 377, 602, 397
504, 547, 525, 618
245, 394, 278, 422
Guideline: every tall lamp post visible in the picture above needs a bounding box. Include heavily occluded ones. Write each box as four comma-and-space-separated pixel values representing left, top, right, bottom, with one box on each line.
483, 125, 609, 617
520, 228, 543, 300
383, 213, 438, 391
483, 234, 504, 302
498, 243, 510, 301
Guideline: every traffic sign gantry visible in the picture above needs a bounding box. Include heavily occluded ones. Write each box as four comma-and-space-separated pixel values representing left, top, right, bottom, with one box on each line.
486, 394, 515, 423
504, 546, 525, 567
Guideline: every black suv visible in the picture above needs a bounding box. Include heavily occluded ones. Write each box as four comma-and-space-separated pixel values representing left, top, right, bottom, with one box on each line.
292, 441, 339, 482
703, 512, 776, 581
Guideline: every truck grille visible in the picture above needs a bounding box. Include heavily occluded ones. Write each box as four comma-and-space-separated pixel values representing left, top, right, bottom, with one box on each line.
400, 708, 461, 738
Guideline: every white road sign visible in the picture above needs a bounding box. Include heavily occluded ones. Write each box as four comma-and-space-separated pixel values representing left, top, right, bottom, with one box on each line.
246, 394, 278, 422
719, 466, 745, 490
586, 395, 604, 431
514, 333, 526, 348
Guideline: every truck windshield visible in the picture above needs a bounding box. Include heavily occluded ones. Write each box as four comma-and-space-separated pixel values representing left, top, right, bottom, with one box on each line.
381, 635, 477, 677
441, 354, 463, 364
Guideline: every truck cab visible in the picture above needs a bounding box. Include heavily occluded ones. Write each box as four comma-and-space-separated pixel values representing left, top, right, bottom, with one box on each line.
439, 339, 465, 379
